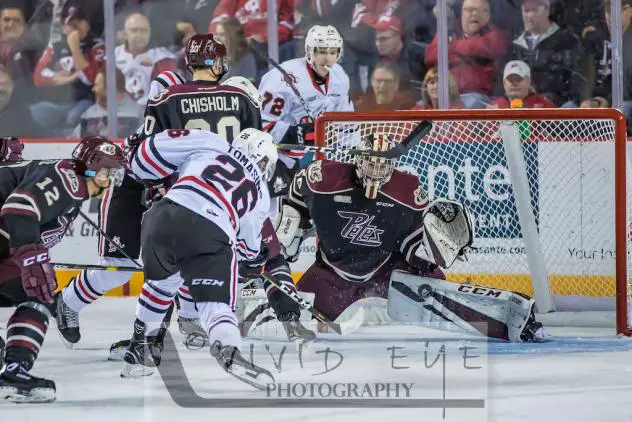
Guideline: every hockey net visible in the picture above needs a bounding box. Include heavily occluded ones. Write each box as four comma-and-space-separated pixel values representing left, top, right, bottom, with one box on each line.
315, 109, 631, 336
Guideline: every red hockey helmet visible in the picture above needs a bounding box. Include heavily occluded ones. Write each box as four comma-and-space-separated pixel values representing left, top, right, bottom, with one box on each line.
185, 33, 230, 77
72, 136, 126, 186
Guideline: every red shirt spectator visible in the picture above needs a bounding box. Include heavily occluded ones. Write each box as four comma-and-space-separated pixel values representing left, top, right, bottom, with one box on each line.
209, 0, 295, 44
425, 0, 508, 96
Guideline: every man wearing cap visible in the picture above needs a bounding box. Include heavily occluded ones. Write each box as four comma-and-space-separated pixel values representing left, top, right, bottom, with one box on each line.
489, 60, 556, 108
504, 0, 585, 107
31, 4, 104, 133
371, 15, 416, 93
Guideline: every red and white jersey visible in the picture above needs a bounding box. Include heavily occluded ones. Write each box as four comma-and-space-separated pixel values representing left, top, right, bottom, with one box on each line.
130, 129, 270, 261
148, 70, 186, 100
115, 45, 177, 106
258, 57, 353, 145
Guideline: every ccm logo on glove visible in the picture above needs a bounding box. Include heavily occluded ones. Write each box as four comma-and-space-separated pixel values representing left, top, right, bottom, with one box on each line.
23, 252, 49, 266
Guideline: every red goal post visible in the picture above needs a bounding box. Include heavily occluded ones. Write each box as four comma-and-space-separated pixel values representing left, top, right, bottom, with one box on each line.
315, 108, 631, 336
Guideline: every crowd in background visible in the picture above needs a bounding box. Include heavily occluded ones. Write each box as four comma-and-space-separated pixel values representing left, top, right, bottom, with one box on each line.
0, 0, 630, 138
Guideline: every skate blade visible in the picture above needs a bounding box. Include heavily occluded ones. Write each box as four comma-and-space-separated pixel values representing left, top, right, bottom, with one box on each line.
108, 346, 126, 361
56, 331, 77, 350
183, 333, 208, 349
225, 364, 275, 390
0, 386, 56, 403
120, 363, 155, 378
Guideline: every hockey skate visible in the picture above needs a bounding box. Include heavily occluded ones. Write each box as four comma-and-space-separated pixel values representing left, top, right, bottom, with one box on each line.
280, 312, 316, 344
53, 291, 80, 348
178, 317, 208, 349
120, 320, 163, 378
210, 340, 274, 390
0, 362, 56, 403
520, 311, 549, 343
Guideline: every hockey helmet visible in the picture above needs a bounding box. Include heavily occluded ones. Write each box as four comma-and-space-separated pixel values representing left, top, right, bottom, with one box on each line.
354, 133, 396, 199
304, 25, 343, 65
233, 128, 278, 182
185, 33, 230, 78
72, 136, 125, 187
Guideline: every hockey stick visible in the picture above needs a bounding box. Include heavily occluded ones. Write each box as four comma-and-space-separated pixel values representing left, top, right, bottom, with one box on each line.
259, 271, 342, 335
247, 41, 316, 119
52, 262, 142, 272
77, 209, 143, 269
276, 119, 433, 159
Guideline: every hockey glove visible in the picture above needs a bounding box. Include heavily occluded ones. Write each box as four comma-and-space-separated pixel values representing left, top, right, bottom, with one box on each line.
0, 137, 24, 162
239, 250, 268, 279
123, 133, 145, 166
296, 116, 315, 145
10, 243, 57, 303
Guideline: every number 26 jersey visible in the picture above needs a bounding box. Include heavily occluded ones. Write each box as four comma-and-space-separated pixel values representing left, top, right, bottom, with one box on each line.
131, 129, 270, 261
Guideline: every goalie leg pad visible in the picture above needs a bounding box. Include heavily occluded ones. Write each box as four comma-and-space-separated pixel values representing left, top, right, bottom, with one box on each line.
274, 204, 304, 262
387, 271, 537, 342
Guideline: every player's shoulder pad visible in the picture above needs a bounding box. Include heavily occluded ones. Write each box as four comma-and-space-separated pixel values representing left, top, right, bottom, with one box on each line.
54, 160, 89, 201
303, 159, 354, 193
380, 170, 428, 210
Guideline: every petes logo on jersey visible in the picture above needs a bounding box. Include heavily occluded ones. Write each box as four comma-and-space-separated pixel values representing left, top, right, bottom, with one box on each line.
414, 185, 428, 206
273, 176, 287, 194
307, 160, 323, 184
337, 211, 383, 247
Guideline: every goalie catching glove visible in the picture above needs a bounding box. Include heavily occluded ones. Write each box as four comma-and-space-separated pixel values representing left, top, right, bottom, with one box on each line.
413, 199, 474, 269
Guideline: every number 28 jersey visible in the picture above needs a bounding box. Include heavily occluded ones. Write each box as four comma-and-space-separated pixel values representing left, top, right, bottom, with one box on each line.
131, 129, 270, 261
143, 80, 262, 142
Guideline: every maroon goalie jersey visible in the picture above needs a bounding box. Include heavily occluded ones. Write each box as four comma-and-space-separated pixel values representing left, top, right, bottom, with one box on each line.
287, 159, 430, 281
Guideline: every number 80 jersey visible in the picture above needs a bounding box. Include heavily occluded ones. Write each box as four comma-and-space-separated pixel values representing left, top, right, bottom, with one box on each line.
131, 129, 271, 261
143, 80, 262, 143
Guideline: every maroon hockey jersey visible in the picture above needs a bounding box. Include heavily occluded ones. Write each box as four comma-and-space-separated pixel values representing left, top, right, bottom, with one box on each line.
287, 159, 430, 281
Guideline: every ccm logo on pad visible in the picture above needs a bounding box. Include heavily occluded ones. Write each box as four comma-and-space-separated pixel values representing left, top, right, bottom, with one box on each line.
23, 252, 49, 266
191, 278, 224, 286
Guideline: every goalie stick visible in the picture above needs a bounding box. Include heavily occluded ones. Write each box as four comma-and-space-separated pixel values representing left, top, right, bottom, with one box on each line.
276, 119, 433, 159
259, 271, 342, 335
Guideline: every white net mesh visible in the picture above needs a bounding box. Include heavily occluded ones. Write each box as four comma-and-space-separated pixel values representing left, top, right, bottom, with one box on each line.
318, 112, 630, 331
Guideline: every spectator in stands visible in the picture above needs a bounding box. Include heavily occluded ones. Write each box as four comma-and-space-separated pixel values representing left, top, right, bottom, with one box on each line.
340, 1, 404, 99
354, 60, 415, 111
581, 0, 632, 117
425, 0, 509, 109
292, 0, 355, 55
215, 17, 257, 83
504, 0, 585, 107
0, 5, 37, 91
549, 0, 605, 40
0, 68, 38, 137
371, 16, 418, 92
31, 5, 104, 135
413, 66, 463, 109
116, 12, 176, 106
489, 60, 557, 108
72, 68, 143, 138
209, 0, 295, 78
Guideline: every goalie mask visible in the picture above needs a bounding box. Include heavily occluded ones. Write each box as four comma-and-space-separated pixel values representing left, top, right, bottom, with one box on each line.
354, 133, 396, 199
233, 128, 278, 182
305, 25, 343, 68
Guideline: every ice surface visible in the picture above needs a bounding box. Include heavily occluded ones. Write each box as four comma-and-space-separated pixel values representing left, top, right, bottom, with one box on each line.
1, 298, 631, 422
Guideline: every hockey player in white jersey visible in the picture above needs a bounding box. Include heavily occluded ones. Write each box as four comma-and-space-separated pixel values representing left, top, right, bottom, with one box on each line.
121, 128, 276, 389
258, 25, 353, 155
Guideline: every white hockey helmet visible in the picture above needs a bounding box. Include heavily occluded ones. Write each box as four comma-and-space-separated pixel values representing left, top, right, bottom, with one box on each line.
304, 25, 343, 65
354, 132, 396, 199
233, 128, 278, 182
222, 76, 263, 109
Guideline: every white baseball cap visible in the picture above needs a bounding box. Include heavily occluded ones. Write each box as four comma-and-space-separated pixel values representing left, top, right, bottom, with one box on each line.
504, 60, 531, 79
